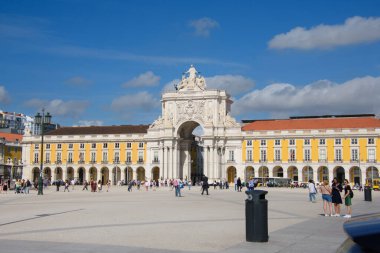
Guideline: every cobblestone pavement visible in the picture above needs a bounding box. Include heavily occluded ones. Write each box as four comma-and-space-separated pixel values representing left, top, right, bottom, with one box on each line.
0, 186, 379, 253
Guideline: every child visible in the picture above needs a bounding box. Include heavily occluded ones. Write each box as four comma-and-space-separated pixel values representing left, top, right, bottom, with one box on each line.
343, 179, 352, 218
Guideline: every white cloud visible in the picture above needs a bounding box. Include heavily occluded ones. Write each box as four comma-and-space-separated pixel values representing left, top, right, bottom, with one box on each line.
25, 99, 89, 118
0, 86, 10, 104
161, 75, 254, 96
111, 91, 160, 112
74, 120, 103, 127
269, 16, 380, 50
65, 76, 92, 87
189, 17, 219, 37
233, 76, 380, 118
206, 75, 255, 96
122, 71, 160, 87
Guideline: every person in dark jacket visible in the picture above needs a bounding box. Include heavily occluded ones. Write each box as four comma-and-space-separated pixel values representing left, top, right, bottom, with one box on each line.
237, 177, 242, 192
201, 177, 209, 195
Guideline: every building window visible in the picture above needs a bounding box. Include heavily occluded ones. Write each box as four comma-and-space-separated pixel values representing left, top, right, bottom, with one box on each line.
275, 149, 281, 161
304, 139, 310, 145
319, 139, 325, 145
319, 149, 326, 160
34, 153, 39, 163
351, 138, 357, 145
56, 152, 61, 163
103, 143, 108, 148
114, 152, 119, 162
138, 151, 143, 162
57, 144, 62, 149
91, 152, 96, 163
335, 149, 342, 161
102, 152, 108, 162
79, 152, 84, 162
127, 142, 131, 148
351, 149, 358, 161
45, 153, 50, 163
247, 140, 252, 146
68, 143, 73, 149
260, 140, 266, 146
68, 152, 73, 163
246, 150, 252, 161
153, 151, 159, 162
229, 150, 234, 161
91, 143, 96, 149
275, 139, 281, 146
289, 139, 295, 146
260, 149, 267, 162
304, 149, 310, 161
126, 151, 131, 162
139, 142, 144, 148
368, 138, 375, 145
289, 149, 296, 161
35, 144, 39, 150
46, 144, 50, 149
368, 149, 375, 161
335, 139, 341, 145
80, 143, 85, 149
115, 142, 120, 149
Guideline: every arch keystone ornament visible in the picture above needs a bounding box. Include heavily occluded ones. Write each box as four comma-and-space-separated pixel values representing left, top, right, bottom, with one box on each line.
146, 65, 242, 183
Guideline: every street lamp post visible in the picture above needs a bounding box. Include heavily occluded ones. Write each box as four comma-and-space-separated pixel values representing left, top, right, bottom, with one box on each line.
34, 109, 52, 195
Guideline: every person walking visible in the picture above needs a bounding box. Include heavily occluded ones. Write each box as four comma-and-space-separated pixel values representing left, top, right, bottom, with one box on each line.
331, 178, 343, 216
343, 179, 353, 218
106, 180, 111, 192
64, 180, 70, 192
237, 177, 242, 192
319, 180, 333, 216
173, 178, 180, 197
25, 179, 31, 194
97, 180, 102, 192
201, 177, 209, 195
128, 180, 133, 192
308, 179, 317, 203
82, 180, 88, 191
234, 176, 238, 191
90, 178, 96, 192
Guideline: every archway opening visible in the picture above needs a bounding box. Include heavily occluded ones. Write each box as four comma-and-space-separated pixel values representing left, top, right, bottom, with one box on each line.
152, 167, 160, 181
177, 120, 204, 181
137, 167, 145, 181
287, 166, 298, 181
55, 167, 62, 181
227, 166, 236, 183
32, 167, 40, 182
89, 167, 97, 181
101, 167, 109, 185
333, 166, 345, 183
366, 166, 379, 182
124, 167, 133, 183
245, 166, 254, 182
43, 167, 52, 182
317, 166, 329, 183
349, 166, 361, 185
78, 167, 85, 184
302, 166, 313, 182
112, 167, 121, 185
67, 167, 74, 181
273, 166, 283, 178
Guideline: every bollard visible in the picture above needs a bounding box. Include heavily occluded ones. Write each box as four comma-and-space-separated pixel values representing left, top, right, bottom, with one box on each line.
245, 190, 269, 242
364, 186, 372, 201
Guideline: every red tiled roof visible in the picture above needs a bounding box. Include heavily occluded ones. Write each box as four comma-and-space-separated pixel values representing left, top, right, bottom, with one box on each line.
242, 117, 380, 131
0, 132, 23, 142
45, 125, 150, 136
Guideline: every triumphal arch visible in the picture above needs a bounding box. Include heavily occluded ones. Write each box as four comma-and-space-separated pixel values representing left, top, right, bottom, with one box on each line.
146, 65, 242, 182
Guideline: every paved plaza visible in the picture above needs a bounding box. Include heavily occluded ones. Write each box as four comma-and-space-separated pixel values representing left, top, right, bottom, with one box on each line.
0, 186, 379, 253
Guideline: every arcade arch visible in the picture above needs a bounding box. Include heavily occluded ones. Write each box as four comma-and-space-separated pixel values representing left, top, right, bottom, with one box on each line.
78, 167, 85, 184
54, 167, 63, 181
152, 167, 160, 181
302, 166, 313, 182
245, 166, 254, 182
273, 166, 283, 177
112, 167, 121, 185
349, 166, 361, 185
258, 166, 269, 178
317, 166, 329, 183
89, 167, 97, 181
366, 166, 379, 179
227, 166, 236, 183
101, 167, 109, 184
32, 167, 39, 182
333, 166, 345, 183
137, 167, 145, 181
67, 167, 74, 181
287, 166, 298, 181
124, 167, 133, 183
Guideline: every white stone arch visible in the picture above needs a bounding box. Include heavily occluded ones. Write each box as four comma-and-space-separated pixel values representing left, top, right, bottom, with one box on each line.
245, 166, 254, 182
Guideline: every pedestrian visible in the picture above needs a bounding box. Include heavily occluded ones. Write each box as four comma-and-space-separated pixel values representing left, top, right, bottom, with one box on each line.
319, 180, 333, 216
2, 181, 8, 194
82, 180, 88, 191
106, 180, 111, 192
56, 180, 60, 191
343, 179, 353, 218
201, 177, 209, 195
237, 177, 242, 192
308, 179, 317, 203
331, 178, 343, 217
71, 179, 75, 190
248, 177, 255, 191
24, 179, 31, 194
145, 180, 149, 191
97, 180, 102, 192
64, 180, 70, 192
173, 178, 180, 197
188, 179, 192, 190
234, 176, 238, 191
128, 180, 133, 192
90, 178, 96, 192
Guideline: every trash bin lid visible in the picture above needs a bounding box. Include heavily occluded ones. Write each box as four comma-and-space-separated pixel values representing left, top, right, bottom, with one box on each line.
245, 190, 268, 201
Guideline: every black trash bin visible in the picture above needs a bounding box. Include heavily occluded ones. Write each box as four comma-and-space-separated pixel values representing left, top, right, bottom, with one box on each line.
364, 186, 372, 201
245, 190, 268, 242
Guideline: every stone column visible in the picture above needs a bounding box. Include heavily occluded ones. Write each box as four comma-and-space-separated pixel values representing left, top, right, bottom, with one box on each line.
204, 146, 209, 177
328, 166, 334, 183
159, 146, 164, 179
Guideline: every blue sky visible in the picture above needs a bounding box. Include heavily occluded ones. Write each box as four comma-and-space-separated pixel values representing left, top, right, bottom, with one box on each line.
1, 0, 380, 126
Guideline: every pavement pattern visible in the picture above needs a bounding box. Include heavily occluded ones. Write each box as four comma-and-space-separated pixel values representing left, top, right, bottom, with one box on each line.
0, 186, 379, 253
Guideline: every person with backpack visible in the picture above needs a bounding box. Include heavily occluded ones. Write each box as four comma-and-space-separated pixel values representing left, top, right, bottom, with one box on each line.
308, 179, 317, 203
343, 179, 353, 218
